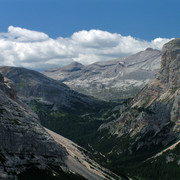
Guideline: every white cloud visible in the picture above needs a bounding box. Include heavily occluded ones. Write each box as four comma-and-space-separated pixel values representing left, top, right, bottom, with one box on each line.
151, 37, 172, 49
2, 26, 49, 42
0, 26, 173, 70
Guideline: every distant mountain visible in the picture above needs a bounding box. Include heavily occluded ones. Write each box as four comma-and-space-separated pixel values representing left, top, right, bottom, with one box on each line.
0, 66, 106, 112
0, 73, 121, 180
44, 48, 161, 101
46, 61, 85, 78
91, 39, 180, 179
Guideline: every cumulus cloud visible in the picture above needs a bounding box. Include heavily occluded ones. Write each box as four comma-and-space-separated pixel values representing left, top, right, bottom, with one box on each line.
0, 26, 173, 70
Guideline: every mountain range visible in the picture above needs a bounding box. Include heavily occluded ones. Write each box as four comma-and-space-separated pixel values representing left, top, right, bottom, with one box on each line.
44, 48, 161, 101
1, 38, 180, 180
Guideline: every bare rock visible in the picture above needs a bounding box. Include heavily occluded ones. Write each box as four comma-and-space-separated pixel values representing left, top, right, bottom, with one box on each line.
100, 39, 180, 151
0, 73, 68, 179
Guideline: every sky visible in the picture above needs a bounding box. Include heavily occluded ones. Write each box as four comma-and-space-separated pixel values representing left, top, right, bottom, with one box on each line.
0, 0, 179, 70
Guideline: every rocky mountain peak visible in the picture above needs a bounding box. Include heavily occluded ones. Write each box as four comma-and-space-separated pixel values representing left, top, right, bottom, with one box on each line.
99, 39, 180, 151
157, 38, 180, 88
131, 39, 180, 108
145, 47, 154, 51
61, 61, 84, 72
69, 61, 83, 67
45, 61, 84, 73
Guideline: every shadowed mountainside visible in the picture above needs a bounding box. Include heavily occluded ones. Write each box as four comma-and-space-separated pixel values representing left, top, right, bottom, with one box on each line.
0, 66, 107, 112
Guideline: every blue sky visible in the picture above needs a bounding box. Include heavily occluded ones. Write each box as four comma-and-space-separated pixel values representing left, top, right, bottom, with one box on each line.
0, 0, 178, 70
0, 0, 179, 40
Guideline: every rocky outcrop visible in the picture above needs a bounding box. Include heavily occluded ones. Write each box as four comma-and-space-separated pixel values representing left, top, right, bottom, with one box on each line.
99, 39, 180, 151
0, 74, 17, 100
158, 38, 180, 88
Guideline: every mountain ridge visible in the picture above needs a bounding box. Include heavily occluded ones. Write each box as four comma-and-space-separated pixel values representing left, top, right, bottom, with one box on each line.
44, 48, 161, 101
0, 66, 107, 112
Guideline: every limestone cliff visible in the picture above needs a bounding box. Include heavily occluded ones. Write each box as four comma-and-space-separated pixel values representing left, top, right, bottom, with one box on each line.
100, 38, 180, 151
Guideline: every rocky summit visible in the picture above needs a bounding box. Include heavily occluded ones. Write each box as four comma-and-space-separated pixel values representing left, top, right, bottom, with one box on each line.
100, 38, 180, 151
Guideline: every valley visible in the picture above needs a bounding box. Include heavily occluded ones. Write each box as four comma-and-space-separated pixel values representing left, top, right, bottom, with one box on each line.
0, 70, 121, 180
1, 38, 180, 180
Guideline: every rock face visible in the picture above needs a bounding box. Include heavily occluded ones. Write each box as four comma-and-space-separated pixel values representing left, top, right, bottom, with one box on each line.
44, 48, 161, 101
0, 66, 105, 112
0, 74, 17, 100
100, 39, 180, 151
158, 38, 180, 88
0, 73, 67, 179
